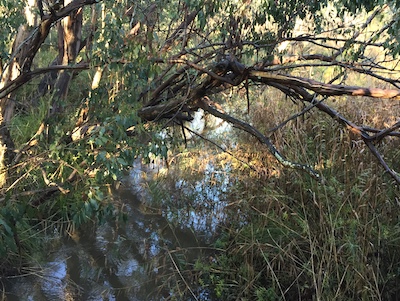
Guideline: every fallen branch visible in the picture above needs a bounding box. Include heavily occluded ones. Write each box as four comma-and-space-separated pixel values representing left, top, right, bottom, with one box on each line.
0, 187, 59, 203
270, 83, 400, 184
250, 70, 400, 100
197, 97, 322, 181
363, 139, 400, 184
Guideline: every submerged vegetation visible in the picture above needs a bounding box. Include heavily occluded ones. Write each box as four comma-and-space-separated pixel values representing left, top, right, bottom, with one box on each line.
0, 0, 399, 299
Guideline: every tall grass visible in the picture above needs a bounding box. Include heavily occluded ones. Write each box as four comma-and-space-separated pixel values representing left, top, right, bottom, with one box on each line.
146, 81, 400, 300
200, 87, 399, 300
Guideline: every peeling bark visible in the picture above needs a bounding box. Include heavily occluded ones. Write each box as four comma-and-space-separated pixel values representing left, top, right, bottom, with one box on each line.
0, 0, 97, 188
0, 24, 32, 187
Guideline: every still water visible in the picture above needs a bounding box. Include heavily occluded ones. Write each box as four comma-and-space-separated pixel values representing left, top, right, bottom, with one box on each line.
3, 160, 230, 300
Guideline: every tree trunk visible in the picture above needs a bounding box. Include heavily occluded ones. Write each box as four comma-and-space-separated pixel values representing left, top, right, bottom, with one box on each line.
0, 24, 32, 188
52, 0, 83, 113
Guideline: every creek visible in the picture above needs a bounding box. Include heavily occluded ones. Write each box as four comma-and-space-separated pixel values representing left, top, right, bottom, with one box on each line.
3, 158, 230, 301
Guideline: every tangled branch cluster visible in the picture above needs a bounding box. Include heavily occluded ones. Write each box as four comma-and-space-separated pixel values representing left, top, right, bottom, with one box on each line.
137, 7, 400, 184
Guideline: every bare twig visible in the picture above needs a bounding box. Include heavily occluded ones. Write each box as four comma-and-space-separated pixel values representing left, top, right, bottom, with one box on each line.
267, 95, 325, 134
368, 120, 400, 141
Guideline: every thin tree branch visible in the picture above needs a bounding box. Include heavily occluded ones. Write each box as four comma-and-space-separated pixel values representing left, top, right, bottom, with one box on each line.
182, 125, 258, 172
364, 139, 400, 184
0, 64, 89, 99
272, 84, 400, 184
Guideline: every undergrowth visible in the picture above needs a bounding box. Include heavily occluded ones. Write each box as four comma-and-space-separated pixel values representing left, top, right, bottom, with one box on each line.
147, 87, 400, 300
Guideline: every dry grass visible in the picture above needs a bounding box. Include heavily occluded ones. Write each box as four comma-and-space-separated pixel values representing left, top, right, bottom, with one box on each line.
146, 69, 400, 300
197, 78, 400, 300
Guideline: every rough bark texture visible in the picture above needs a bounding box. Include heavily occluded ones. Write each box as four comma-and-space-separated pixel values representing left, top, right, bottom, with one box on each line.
0, 0, 93, 188
53, 2, 83, 112
0, 25, 32, 187
137, 56, 400, 184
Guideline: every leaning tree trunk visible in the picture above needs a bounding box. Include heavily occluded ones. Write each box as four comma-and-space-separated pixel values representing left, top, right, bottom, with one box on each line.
0, 0, 47, 188
0, 0, 88, 188
0, 23, 33, 188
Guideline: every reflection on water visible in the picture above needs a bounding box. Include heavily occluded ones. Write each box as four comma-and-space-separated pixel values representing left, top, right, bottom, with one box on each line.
168, 162, 231, 235
4, 160, 230, 300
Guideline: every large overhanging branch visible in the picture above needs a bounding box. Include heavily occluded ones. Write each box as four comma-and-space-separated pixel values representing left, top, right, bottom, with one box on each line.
270, 84, 400, 184
196, 97, 321, 180
140, 56, 400, 183
264, 55, 400, 89
0, 64, 89, 100
249, 70, 400, 100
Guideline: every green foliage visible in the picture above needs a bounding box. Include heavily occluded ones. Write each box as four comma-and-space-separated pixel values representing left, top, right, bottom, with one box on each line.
256, 287, 278, 301
0, 1, 25, 60
0, 0, 400, 299
191, 173, 399, 300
